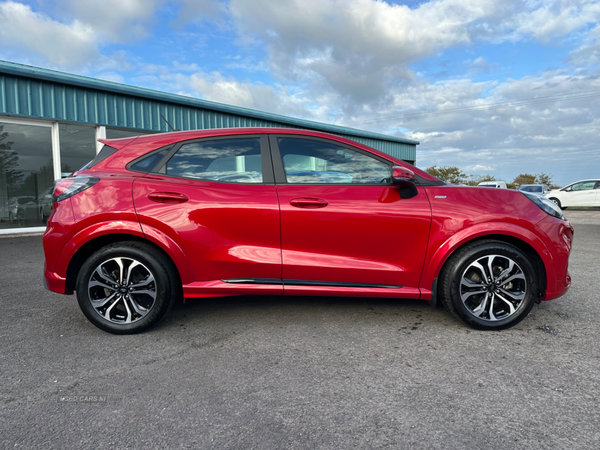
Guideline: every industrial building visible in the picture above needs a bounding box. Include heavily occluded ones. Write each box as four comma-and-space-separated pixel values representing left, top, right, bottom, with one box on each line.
0, 60, 418, 234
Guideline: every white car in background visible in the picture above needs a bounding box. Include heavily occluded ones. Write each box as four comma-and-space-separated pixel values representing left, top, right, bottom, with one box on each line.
544, 179, 600, 209
477, 181, 507, 189
518, 184, 550, 195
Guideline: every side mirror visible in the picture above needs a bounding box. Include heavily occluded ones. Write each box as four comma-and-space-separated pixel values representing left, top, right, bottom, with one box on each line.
391, 166, 416, 187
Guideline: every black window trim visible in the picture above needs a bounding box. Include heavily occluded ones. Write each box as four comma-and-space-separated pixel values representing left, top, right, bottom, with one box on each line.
144, 134, 275, 185
126, 144, 175, 174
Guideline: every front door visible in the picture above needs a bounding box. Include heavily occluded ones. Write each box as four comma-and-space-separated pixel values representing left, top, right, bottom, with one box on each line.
270, 136, 431, 296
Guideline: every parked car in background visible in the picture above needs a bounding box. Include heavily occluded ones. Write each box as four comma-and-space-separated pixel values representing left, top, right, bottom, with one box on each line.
38, 187, 54, 222
3, 196, 35, 224
518, 184, 550, 195
477, 181, 507, 189
15, 197, 41, 227
43, 128, 573, 334
544, 179, 600, 209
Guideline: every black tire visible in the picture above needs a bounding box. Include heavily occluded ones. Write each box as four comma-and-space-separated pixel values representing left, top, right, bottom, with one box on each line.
76, 242, 179, 334
439, 240, 538, 330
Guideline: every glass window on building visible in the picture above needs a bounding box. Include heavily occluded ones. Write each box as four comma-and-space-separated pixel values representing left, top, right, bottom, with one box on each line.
0, 122, 53, 229
59, 123, 96, 176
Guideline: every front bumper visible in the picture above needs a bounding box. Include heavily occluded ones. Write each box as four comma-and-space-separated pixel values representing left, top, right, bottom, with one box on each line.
536, 216, 574, 301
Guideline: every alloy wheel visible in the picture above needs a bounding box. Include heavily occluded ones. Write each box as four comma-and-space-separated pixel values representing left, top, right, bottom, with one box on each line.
459, 254, 527, 322
87, 257, 157, 324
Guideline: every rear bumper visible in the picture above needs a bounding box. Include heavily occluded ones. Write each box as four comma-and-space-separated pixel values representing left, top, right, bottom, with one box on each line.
43, 263, 73, 295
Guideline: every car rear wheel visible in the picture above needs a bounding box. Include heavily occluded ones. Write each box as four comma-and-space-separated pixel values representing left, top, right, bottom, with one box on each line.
76, 242, 179, 334
439, 240, 538, 330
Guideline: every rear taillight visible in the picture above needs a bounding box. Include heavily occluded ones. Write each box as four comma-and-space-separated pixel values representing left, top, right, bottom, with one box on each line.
53, 176, 99, 202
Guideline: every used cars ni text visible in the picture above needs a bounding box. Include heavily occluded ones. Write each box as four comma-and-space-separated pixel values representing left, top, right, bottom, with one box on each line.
42, 128, 573, 334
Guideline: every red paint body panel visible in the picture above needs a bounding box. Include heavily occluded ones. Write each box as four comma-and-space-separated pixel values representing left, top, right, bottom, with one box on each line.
277, 185, 431, 288
419, 186, 574, 300
132, 174, 281, 284
54, 220, 145, 277
43, 198, 77, 272
43, 262, 69, 294
533, 215, 573, 300
183, 280, 283, 298
43, 127, 573, 312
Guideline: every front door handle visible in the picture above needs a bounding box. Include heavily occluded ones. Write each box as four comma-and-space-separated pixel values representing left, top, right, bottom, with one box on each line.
148, 192, 189, 203
290, 198, 328, 209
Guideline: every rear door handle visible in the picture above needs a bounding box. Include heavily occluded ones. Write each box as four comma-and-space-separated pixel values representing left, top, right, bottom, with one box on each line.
290, 198, 328, 208
148, 192, 189, 203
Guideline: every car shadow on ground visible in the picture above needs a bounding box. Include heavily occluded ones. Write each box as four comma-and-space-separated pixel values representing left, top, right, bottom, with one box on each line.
160, 294, 451, 331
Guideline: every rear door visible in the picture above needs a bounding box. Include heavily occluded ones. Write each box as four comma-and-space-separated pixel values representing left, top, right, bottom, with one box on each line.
270, 135, 432, 297
132, 135, 282, 292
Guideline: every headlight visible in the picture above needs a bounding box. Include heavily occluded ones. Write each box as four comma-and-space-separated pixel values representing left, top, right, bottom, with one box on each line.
521, 192, 565, 220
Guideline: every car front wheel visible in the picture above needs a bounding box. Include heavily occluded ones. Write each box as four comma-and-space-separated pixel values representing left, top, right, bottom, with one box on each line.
76, 242, 179, 334
439, 240, 538, 330
548, 197, 565, 209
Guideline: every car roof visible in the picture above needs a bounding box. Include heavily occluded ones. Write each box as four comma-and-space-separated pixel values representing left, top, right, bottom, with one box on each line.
561, 179, 600, 188
96, 127, 440, 181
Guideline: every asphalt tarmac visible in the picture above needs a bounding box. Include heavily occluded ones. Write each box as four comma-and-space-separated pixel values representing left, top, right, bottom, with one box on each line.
1, 210, 599, 449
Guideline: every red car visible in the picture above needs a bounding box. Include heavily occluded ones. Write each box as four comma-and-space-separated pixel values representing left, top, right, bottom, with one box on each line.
43, 128, 573, 334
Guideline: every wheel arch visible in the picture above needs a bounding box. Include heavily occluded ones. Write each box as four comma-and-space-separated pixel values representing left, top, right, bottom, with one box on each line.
422, 230, 549, 300
446, 235, 546, 297
65, 232, 191, 294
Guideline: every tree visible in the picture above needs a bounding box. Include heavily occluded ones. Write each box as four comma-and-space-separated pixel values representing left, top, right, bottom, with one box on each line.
0, 124, 22, 198
535, 172, 554, 187
466, 174, 497, 186
513, 173, 536, 187
425, 165, 467, 185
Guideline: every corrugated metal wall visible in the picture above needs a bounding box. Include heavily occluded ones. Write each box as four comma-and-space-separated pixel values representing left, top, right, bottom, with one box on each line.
0, 70, 416, 162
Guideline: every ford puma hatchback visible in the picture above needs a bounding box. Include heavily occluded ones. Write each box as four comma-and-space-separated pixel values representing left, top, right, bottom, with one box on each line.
43, 128, 573, 334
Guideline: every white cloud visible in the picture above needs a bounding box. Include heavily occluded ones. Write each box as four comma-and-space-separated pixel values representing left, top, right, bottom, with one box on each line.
466, 164, 495, 171
569, 24, 600, 65
398, 72, 600, 184
228, 0, 506, 105
0, 1, 99, 68
512, 0, 600, 42
188, 71, 318, 119
171, 0, 223, 28
60, 0, 165, 43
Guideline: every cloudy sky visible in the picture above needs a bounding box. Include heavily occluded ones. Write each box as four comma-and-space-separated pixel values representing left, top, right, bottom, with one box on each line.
1, 0, 600, 186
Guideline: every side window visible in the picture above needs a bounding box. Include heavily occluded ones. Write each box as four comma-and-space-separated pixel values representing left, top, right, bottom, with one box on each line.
166, 138, 263, 183
277, 138, 390, 184
572, 181, 595, 191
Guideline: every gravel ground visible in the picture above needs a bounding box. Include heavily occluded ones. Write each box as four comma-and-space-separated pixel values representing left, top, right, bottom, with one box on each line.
0, 209, 599, 449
